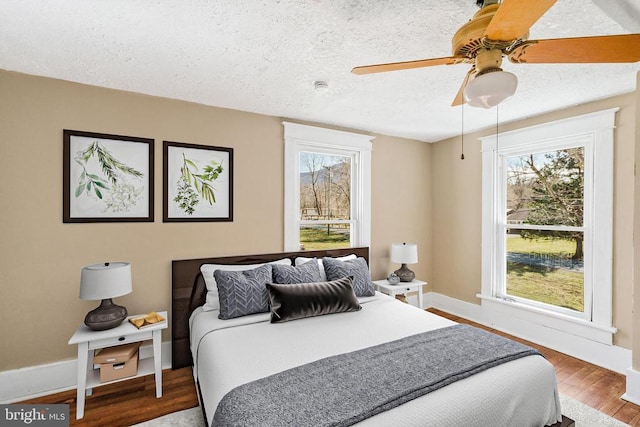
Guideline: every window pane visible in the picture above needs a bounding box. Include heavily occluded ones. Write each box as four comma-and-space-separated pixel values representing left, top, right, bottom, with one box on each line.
300, 224, 350, 250
506, 231, 584, 312
506, 148, 584, 227
300, 152, 351, 221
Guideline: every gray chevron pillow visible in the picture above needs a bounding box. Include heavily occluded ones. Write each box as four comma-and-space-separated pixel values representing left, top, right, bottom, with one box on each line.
214, 264, 273, 320
322, 257, 376, 297
272, 259, 322, 284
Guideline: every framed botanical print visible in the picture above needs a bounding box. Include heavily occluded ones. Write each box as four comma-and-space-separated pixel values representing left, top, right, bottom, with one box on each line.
63, 130, 154, 223
163, 141, 233, 222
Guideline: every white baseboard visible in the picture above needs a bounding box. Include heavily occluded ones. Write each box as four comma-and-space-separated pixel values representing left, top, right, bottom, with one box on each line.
424, 292, 631, 375
424, 292, 483, 319
623, 367, 640, 405
0, 341, 172, 403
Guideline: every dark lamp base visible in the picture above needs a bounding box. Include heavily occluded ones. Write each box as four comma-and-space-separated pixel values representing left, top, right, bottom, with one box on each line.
394, 264, 415, 282
84, 298, 128, 331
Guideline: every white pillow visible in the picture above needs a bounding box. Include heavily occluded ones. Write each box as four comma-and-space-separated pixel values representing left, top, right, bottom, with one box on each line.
294, 254, 357, 281
200, 258, 292, 311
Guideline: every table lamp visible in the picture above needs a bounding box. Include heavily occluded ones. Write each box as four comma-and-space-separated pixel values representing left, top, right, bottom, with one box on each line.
80, 262, 132, 331
391, 243, 418, 282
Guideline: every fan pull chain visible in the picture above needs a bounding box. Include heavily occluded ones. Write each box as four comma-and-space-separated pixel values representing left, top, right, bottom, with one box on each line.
495, 104, 500, 172
495, 104, 499, 152
460, 101, 465, 160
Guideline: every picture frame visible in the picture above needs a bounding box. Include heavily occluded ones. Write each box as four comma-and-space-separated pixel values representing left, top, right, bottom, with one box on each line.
63, 130, 154, 223
163, 141, 233, 222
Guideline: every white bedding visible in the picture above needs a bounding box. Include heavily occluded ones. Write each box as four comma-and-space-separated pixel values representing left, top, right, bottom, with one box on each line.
190, 292, 562, 426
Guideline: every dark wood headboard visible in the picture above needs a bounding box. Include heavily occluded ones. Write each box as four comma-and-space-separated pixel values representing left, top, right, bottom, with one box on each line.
171, 247, 370, 369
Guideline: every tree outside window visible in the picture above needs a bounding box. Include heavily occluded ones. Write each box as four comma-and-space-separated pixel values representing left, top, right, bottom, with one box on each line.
299, 152, 352, 250
505, 148, 585, 312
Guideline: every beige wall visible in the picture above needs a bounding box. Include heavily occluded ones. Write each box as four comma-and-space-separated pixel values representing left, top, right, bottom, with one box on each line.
431, 93, 637, 349
0, 70, 432, 370
370, 134, 432, 284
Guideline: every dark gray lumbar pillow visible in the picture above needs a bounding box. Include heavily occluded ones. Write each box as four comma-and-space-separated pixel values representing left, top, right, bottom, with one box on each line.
322, 257, 376, 297
214, 264, 273, 320
266, 276, 361, 323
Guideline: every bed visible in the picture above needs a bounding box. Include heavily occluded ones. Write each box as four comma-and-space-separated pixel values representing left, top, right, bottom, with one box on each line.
172, 247, 570, 427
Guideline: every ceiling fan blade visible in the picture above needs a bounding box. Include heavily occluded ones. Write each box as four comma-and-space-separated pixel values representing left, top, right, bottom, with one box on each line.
451, 68, 476, 107
509, 34, 640, 63
351, 56, 465, 75
484, 0, 557, 42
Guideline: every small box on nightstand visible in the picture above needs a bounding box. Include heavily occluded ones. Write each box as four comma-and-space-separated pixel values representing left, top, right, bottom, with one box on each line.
95, 342, 140, 382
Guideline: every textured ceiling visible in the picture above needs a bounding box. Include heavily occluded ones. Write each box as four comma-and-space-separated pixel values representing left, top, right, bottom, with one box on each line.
1, 0, 638, 142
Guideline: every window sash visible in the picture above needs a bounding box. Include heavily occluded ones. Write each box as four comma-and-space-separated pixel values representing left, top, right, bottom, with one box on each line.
502, 227, 586, 315
298, 148, 355, 222
300, 219, 354, 225
295, 145, 358, 247
506, 224, 584, 232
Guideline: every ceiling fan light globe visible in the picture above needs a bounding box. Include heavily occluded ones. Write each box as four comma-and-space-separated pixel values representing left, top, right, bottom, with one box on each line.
463, 70, 518, 109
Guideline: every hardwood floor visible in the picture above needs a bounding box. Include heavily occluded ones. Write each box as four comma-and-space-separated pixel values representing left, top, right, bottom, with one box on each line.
21, 367, 199, 427
21, 309, 640, 426
429, 308, 640, 426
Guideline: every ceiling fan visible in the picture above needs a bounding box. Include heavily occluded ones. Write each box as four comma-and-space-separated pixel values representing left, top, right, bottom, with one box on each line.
351, 0, 640, 108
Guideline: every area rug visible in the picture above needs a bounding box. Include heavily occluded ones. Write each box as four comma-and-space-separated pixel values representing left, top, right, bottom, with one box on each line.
131, 394, 627, 426
559, 394, 627, 426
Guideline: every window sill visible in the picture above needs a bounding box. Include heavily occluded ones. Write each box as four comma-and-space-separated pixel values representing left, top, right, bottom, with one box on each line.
476, 294, 616, 345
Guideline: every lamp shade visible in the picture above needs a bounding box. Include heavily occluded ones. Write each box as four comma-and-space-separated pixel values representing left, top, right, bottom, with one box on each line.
80, 262, 132, 301
391, 243, 418, 264
463, 70, 518, 109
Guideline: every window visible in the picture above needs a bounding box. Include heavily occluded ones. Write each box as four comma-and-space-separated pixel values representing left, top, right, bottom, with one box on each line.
504, 146, 586, 315
283, 122, 373, 251
480, 109, 617, 344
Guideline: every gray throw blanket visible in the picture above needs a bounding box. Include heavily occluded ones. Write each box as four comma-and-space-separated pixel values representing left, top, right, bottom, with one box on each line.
212, 324, 541, 427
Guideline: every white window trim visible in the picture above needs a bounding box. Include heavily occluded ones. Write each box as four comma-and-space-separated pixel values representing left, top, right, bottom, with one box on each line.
282, 122, 373, 252
480, 108, 618, 345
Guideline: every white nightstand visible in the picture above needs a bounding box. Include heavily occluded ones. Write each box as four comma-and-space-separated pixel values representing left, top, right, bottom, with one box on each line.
68, 311, 167, 419
373, 279, 426, 309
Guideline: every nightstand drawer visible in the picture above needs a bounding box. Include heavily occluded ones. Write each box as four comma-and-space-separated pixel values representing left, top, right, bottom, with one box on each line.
89, 330, 153, 350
